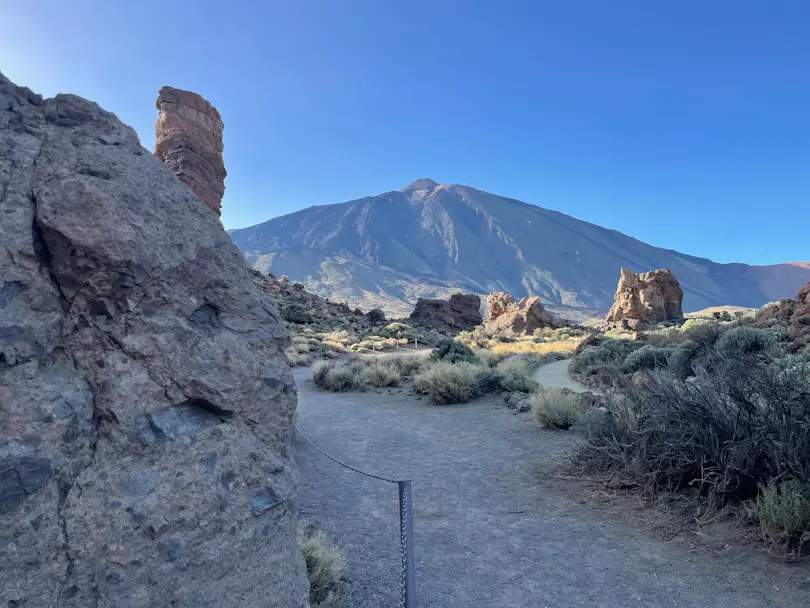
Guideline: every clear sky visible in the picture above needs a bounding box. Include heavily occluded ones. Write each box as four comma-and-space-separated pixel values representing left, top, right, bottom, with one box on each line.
2, 1, 808, 264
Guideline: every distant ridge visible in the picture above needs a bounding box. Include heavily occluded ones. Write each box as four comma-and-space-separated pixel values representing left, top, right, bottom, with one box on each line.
229, 180, 810, 316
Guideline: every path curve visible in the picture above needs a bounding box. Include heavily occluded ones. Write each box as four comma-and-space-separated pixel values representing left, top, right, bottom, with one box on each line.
532, 358, 590, 393
292, 365, 808, 607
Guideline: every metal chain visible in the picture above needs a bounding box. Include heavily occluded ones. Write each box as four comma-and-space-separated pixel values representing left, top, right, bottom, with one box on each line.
293, 422, 399, 484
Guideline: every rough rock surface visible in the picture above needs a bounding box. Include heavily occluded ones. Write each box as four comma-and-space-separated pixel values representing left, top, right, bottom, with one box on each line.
604, 268, 684, 330
154, 86, 226, 216
408, 293, 482, 334
0, 73, 308, 607
484, 292, 566, 334
753, 281, 810, 352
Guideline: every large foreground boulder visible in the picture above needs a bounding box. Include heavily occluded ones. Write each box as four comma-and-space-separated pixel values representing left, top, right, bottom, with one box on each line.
484, 292, 566, 334
604, 268, 683, 330
0, 74, 308, 607
154, 86, 226, 216
408, 293, 482, 334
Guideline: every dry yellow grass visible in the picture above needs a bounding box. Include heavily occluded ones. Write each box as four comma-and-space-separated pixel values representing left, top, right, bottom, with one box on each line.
490, 339, 578, 356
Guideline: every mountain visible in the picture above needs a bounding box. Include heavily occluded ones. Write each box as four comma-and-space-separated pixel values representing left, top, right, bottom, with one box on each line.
229, 179, 810, 317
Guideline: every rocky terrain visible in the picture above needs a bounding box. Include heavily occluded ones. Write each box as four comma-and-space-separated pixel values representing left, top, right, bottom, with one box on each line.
229, 178, 810, 315
408, 293, 482, 334
484, 292, 567, 334
604, 268, 684, 330
753, 280, 810, 352
154, 86, 226, 216
0, 74, 307, 607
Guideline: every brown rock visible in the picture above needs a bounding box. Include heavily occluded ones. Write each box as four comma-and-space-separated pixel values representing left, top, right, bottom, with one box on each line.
408, 293, 482, 334
154, 86, 226, 216
0, 73, 307, 607
484, 293, 566, 335
604, 268, 683, 330
753, 281, 810, 352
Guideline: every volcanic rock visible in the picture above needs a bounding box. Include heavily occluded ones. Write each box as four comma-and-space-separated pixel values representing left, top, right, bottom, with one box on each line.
154, 86, 226, 215
408, 293, 482, 334
484, 293, 566, 334
0, 73, 307, 607
604, 268, 684, 330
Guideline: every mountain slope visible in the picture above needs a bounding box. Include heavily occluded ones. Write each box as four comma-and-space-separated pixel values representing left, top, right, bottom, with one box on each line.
229, 179, 810, 316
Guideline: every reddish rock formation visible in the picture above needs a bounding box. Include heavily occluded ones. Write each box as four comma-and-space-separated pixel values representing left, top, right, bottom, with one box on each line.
408, 293, 482, 334
484, 292, 566, 334
154, 86, 226, 215
604, 268, 684, 330
753, 281, 810, 352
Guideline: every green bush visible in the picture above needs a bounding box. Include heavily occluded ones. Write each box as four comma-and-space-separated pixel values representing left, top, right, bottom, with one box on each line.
715, 326, 779, 357
570, 338, 642, 379
430, 338, 478, 364
474, 368, 505, 394
412, 361, 479, 404
499, 372, 538, 393
621, 345, 674, 373
532, 388, 582, 429
381, 322, 413, 339
668, 340, 702, 379
757, 479, 810, 560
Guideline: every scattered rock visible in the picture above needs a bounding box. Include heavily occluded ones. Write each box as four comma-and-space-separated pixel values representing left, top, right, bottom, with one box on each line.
604, 268, 683, 330
504, 392, 532, 413
154, 86, 226, 216
408, 293, 482, 334
0, 73, 307, 607
484, 292, 566, 335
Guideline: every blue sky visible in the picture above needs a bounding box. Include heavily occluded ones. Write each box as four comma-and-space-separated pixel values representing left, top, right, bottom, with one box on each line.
2, 1, 808, 264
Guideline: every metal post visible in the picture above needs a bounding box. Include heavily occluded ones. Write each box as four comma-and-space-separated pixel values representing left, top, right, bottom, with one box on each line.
399, 480, 416, 608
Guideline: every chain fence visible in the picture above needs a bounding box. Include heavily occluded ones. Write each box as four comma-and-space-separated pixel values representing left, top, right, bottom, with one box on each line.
293, 423, 417, 608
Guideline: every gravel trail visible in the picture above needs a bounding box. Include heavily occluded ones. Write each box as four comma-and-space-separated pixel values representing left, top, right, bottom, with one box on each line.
292, 365, 809, 607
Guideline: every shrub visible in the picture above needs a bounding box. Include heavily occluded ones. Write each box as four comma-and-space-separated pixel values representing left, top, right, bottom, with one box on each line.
474, 368, 506, 394
475, 349, 507, 368
532, 388, 582, 429
570, 338, 642, 379
312, 361, 333, 386
496, 358, 528, 374
323, 366, 356, 391
366, 308, 386, 323
295, 343, 311, 354
298, 523, 345, 606
430, 338, 478, 364
361, 363, 401, 387
533, 327, 553, 339
715, 326, 778, 357
621, 345, 674, 373
412, 361, 479, 404
757, 479, 810, 560
388, 354, 424, 377
381, 322, 413, 339
668, 339, 702, 379
490, 340, 577, 357
575, 354, 810, 503
499, 372, 538, 393
282, 304, 312, 324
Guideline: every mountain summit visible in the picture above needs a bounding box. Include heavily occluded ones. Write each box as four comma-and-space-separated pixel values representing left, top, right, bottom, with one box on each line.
229, 183, 810, 316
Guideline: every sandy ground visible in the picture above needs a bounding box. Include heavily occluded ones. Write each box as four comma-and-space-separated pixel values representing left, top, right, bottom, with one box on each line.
293, 363, 810, 607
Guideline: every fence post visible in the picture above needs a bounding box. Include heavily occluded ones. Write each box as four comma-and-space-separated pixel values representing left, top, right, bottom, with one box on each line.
399, 480, 416, 608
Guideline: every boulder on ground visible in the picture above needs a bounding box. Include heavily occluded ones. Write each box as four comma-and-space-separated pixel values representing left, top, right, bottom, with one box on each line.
604, 268, 683, 330
408, 293, 482, 334
0, 73, 307, 607
484, 292, 566, 335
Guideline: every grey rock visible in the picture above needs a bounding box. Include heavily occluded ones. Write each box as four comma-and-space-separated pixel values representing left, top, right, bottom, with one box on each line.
0, 72, 308, 607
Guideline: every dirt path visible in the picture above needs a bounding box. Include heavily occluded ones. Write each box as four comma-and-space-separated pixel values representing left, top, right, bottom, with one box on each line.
292, 365, 809, 607
532, 358, 590, 393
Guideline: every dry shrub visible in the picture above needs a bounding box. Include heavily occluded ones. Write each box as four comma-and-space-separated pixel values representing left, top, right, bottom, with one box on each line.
499, 372, 538, 393
312, 356, 421, 391
757, 479, 810, 560
285, 348, 311, 367
491, 340, 577, 357
496, 358, 528, 374
475, 349, 508, 368
532, 388, 582, 429
412, 361, 479, 404
298, 522, 345, 606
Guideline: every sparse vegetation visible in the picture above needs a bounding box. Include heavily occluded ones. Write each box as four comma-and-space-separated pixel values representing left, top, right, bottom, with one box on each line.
298, 522, 346, 607
412, 361, 480, 404
312, 355, 423, 392
757, 479, 810, 560
430, 338, 478, 364
532, 388, 582, 429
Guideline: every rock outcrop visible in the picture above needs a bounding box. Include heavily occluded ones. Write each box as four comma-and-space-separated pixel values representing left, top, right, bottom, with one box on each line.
604, 268, 684, 330
0, 73, 307, 607
408, 293, 482, 334
753, 281, 810, 352
154, 86, 226, 216
484, 292, 566, 334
